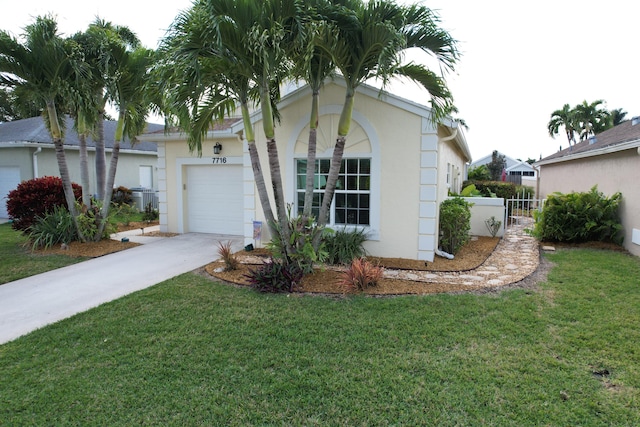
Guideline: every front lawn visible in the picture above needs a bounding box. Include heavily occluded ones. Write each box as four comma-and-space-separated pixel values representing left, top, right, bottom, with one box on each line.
0, 223, 86, 284
1, 249, 639, 425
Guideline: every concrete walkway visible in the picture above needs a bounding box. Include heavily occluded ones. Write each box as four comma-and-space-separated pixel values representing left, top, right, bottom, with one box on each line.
0, 232, 243, 345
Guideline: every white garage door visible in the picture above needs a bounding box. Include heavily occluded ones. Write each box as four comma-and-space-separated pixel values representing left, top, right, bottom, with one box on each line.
0, 167, 21, 218
187, 165, 243, 234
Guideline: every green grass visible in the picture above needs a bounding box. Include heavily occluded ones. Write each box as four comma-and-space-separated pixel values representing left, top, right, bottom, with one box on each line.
1, 248, 639, 425
0, 223, 87, 284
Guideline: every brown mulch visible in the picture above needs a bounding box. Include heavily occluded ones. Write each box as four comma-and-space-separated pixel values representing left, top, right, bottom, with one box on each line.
204, 237, 504, 295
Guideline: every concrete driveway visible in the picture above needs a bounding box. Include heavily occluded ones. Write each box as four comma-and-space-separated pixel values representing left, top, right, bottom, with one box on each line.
0, 233, 243, 345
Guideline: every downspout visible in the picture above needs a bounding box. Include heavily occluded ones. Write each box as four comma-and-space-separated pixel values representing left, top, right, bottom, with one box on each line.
32, 147, 42, 178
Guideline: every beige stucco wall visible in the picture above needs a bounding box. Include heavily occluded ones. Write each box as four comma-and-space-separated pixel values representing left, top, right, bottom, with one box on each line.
538, 149, 640, 256
158, 136, 244, 233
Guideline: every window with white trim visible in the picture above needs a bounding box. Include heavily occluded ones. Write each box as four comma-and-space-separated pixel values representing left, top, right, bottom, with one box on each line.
296, 158, 371, 226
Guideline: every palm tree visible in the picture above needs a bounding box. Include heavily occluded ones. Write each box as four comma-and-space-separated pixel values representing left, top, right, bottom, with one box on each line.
95, 46, 154, 239
313, 0, 458, 227
548, 103, 578, 149
610, 108, 628, 126
574, 99, 610, 141
0, 16, 86, 238
159, 0, 304, 256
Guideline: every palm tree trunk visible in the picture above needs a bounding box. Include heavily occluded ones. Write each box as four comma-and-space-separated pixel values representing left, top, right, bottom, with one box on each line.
317, 89, 354, 226
241, 103, 277, 237
95, 109, 106, 200
96, 112, 123, 241
302, 89, 319, 219
77, 112, 91, 207
260, 85, 292, 256
46, 101, 86, 242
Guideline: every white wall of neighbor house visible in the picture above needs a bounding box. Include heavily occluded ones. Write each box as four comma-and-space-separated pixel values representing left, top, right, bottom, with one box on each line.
538, 148, 640, 257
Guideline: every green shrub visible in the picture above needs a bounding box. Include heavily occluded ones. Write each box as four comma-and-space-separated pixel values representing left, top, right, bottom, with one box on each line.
339, 258, 384, 292
323, 227, 368, 265
245, 258, 304, 293
467, 165, 491, 181
28, 205, 77, 249
460, 184, 483, 197
439, 197, 472, 254
142, 202, 159, 222
267, 208, 327, 274
532, 186, 623, 244
462, 180, 518, 200
112, 203, 139, 226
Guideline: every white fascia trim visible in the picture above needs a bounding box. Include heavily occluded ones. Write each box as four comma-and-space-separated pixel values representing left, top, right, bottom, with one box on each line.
536, 140, 640, 166
0, 141, 156, 156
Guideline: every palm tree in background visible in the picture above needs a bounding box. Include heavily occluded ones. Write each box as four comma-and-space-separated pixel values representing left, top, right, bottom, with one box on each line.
548, 103, 578, 149
610, 108, 628, 126
574, 99, 610, 140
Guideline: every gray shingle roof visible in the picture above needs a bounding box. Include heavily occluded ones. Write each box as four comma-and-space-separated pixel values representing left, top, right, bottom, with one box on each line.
541, 118, 640, 162
0, 116, 163, 152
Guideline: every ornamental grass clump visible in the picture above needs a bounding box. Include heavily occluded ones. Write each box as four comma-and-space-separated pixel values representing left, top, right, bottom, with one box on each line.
217, 241, 239, 271
339, 258, 384, 292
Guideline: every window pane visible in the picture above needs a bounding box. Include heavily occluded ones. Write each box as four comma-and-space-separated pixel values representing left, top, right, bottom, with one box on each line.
347, 194, 358, 208
297, 192, 305, 214
335, 193, 346, 208
359, 176, 370, 191
359, 194, 369, 209
347, 159, 358, 174
297, 175, 306, 190
319, 175, 328, 189
336, 175, 345, 190
320, 159, 330, 174
360, 159, 370, 174
347, 176, 357, 190
297, 159, 307, 174
359, 210, 370, 225
335, 209, 345, 224
347, 209, 358, 224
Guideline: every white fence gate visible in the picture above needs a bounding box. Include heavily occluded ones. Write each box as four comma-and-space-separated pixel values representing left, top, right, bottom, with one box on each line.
505, 190, 545, 235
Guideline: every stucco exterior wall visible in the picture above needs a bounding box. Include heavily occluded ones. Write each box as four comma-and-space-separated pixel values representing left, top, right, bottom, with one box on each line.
538, 149, 640, 256
0, 147, 32, 181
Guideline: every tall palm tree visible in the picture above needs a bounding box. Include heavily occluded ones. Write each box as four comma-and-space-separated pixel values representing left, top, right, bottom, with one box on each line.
548, 103, 578, 149
0, 16, 87, 238
574, 99, 610, 141
313, 0, 458, 227
610, 108, 627, 127
160, 0, 304, 256
95, 46, 153, 239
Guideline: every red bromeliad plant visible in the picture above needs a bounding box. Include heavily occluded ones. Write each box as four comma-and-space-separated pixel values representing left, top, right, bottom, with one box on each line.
339, 258, 384, 292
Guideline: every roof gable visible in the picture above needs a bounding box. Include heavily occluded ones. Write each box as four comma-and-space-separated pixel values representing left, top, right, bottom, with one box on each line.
538, 118, 640, 165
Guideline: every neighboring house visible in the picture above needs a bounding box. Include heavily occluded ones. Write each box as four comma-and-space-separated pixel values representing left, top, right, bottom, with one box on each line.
140, 80, 471, 261
470, 151, 537, 187
536, 117, 640, 257
0, 116, 162, 218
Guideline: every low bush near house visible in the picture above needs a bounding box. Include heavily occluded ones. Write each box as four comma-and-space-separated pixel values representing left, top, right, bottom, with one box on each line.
142, 202, 159, 222
245, 258, 304, 293
323, 227, 368, 265
339, 258, 384, 291
217, 241, 239, 271
439, 197, 472, 255
532, 186, 623, 244
6, 176, 82, 232
112, 203, 139, 226
28, 205, 77, 249
462, 180, 518, 200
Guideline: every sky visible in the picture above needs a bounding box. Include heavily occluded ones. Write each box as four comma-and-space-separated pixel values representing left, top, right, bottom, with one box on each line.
2, 0, 639, 162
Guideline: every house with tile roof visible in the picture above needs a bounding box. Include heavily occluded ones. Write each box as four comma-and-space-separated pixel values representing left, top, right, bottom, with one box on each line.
0, 116, 163, 218
535, 117, 640, 256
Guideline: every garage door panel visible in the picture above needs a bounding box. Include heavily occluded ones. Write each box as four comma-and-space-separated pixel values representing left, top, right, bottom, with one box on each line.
187, 165, 243, 234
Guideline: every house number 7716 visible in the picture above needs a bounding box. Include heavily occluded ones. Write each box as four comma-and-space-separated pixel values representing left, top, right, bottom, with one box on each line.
212, 157, 227, 164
